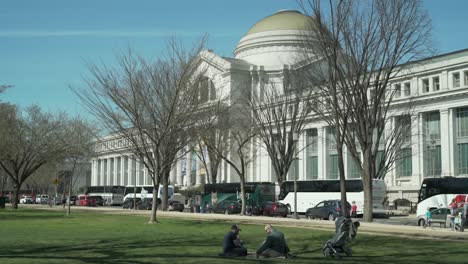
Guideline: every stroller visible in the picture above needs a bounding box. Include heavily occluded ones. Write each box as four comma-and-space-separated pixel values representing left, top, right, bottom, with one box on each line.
322, 217, 360, 258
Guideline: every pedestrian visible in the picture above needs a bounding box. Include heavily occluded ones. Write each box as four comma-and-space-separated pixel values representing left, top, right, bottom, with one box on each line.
463, 195, 468, 226
220, 224, 247, 257
256, 224, 290, 258
350, 201, 358, 218
449, 198, 458, 230
423, 207, 432, 229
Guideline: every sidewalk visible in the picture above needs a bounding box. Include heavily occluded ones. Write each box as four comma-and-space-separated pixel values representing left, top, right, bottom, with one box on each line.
22, 204, 468, 241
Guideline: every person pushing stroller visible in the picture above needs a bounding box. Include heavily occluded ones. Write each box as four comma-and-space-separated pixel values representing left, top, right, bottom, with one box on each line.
322, 216, 360, 258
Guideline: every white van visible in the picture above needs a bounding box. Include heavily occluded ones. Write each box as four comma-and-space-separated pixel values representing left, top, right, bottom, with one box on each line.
36, 194, 49, 204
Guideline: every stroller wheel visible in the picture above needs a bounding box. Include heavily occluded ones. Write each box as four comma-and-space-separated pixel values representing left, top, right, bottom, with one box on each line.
323, 247, 332, 257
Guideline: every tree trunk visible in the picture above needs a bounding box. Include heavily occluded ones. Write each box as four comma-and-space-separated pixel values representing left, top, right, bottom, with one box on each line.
162, 173, 169, 211
149, 180, 160, 224
362, 149, 374, 222
240, 178, 246, 215
337, 143, 348, 218
66, 172, 72, 216
12, 183, 21, 209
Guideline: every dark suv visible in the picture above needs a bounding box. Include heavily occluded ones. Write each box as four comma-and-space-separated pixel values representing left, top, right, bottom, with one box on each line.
305, 200, 351, 221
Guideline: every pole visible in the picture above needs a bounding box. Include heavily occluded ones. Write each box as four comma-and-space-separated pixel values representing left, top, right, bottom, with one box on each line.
134, 159, 137, 210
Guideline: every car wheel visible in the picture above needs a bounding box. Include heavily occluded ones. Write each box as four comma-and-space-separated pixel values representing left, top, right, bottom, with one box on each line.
419, 219, 426, 227
328, 213, 335, 221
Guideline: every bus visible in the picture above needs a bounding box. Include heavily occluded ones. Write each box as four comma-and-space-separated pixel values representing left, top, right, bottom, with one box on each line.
86, 185, 125, 205
123, 185, 174, 202
202, 182, 276, 210
278, 179, 386, 215
416, 177, 468, 218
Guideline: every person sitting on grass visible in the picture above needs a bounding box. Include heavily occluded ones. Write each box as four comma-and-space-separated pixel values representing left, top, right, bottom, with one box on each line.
220, 224, 247, 257
256, 224, 290, 258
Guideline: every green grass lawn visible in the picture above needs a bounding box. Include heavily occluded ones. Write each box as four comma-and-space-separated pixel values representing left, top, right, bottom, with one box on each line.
0, 209, 467, 264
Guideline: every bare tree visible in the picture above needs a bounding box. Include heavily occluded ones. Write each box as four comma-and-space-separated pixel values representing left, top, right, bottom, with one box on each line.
73, 38, 207, 223
59, 117, 96, 216
204, 116, 256, 215
193, 99, 231, 184
0, 105, 67, 209
248, 78, 313, 184
300, 0, 432, 221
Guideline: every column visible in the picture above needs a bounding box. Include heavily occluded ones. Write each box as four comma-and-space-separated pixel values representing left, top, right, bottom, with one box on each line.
256, 140, 262, 182
317, 127, 327, 179
194, 148, 202, 186
128, 156, 134, 186
91, 159, 96, 186
113, 157, 118, 185
185, 151, 192, 186
169, 163, 176, 185
176, 158, 183, 186
440, 109, 455, 176
101, 159, 106, 186
411, 113, 422, 181
298, 132, 305, 180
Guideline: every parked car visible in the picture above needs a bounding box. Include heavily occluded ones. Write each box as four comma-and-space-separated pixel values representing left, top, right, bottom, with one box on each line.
306, 200, 351, 221
53, 197, 63, 205
122, 198, 153, 210
169, 201, 185, 212
36, 194, 49, 204
88, 195, 105, 206
69, 196, 77, 206
123, 198, 140, 209
212, 200, 241, 214
260, 202, 289, 217
20, 196, 34, 204
417, 207, 451, 227
78, 195, 96, 207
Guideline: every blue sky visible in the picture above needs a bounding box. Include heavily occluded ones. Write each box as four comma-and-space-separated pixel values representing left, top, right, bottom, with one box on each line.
1, 0, 468, 117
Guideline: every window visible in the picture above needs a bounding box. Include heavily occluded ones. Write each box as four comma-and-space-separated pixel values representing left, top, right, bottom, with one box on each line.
425, 145, 441, 177
453, 72, 460, 88
425, 112, 441, 140
457, 107, 468, 138
396, 115, 412, 143
458, 143, 468, 175
306, 129, 318, 179
404, 82, 411, 96
432, 76, 440, 91
397, 148, 413, 177
199, 78, 209, 103
328, 127, 336, 150
464, 71, 468, 86
422, 78, 429, 93
328, 154, 339, 179
394, 83, 401, 98
209, 79, 216, 101
348, 153, 361, 179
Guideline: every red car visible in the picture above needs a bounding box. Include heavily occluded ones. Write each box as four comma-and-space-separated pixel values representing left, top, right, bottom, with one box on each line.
261, 202, 289, 217
78, 195, 96, 207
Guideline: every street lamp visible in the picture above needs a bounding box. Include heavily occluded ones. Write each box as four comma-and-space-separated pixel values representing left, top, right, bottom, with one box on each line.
292, 132, 300, 220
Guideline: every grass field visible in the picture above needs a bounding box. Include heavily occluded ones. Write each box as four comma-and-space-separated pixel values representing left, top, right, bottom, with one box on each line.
0, 209, 467, 264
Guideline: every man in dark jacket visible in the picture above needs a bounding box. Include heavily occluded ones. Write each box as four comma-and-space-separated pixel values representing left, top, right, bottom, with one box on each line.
256, 224, 289, 258
221, 224, 247, 257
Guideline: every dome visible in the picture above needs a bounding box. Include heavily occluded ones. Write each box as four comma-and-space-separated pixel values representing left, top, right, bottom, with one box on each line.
234, 10, 316, 67
245, 10, 312, 36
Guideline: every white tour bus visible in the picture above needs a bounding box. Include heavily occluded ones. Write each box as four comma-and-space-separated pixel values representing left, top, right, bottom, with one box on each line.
86, 185, 125, 205
416, 177, 468, 218
123, 185, 174, 202
279, 179, 386, 216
